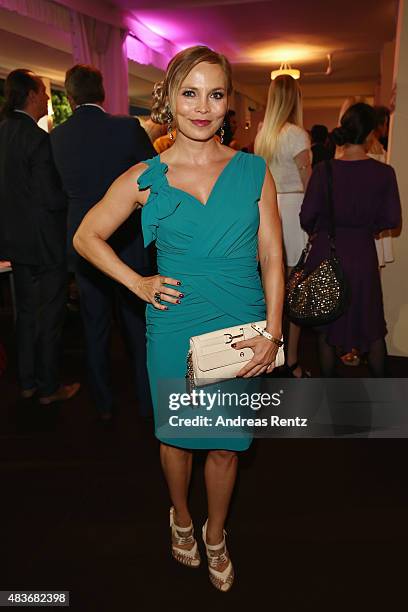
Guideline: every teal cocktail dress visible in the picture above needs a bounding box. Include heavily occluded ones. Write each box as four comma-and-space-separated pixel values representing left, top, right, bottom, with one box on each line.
137, 151, 267, 451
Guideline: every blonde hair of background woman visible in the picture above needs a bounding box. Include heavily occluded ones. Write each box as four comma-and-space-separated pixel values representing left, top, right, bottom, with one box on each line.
254, 75, 303, 165
150, 45, 233, 129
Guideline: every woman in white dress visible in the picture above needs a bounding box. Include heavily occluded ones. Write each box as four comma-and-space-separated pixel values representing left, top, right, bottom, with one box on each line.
255, 75, 311, 377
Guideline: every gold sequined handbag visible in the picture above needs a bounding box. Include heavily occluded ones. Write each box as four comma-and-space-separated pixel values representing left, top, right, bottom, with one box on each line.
186, 321, 285, 389
286, 160, 350, 326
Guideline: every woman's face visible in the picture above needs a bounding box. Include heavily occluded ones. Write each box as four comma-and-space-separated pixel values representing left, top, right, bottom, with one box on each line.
174, 61, 228, 142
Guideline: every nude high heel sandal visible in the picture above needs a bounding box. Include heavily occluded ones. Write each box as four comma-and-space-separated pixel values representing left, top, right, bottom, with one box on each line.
202, 520, 234, 592
169, 507, 201, 568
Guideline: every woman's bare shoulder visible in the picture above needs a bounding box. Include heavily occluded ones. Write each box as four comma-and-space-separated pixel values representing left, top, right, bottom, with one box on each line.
109, 161, 151, 186
127, 161, 151, 181
110, 161, 152, 207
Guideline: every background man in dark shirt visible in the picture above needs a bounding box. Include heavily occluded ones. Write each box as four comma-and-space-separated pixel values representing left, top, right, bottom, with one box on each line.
0, 69, 79, 404
51, 65, 156, 420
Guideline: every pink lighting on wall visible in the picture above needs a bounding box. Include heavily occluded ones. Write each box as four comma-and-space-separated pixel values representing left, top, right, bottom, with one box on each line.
127, 14, 208, 52
124, 14, 176, 70
137, 17, 184, 42
126, 35, 154, 65
136, 15, 200, 47
125, 14, 207, 71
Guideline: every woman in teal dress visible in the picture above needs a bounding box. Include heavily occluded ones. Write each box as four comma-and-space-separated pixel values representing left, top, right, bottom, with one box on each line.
74, 46, 284, 592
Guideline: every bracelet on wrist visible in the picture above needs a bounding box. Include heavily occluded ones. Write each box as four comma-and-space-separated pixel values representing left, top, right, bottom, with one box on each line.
251, 324, 284, 347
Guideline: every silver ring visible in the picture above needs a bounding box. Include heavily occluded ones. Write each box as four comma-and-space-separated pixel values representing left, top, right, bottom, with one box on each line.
154, 291, 161, 304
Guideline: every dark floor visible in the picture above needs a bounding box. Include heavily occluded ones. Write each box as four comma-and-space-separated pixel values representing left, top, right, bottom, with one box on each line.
1, 283, 408, 611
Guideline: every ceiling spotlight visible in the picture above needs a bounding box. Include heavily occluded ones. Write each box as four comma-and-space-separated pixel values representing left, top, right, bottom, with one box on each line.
271, 62, 300, 80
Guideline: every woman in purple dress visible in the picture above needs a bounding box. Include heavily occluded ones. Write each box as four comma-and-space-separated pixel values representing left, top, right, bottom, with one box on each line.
300, 103, 401, 376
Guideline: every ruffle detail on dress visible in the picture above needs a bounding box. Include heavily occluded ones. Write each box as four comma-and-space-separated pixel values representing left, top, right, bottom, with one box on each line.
137, 159, 181, 246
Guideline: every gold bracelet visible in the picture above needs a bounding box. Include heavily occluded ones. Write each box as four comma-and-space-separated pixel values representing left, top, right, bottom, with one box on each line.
269, 335, 284, 347
251, 324, 284, 346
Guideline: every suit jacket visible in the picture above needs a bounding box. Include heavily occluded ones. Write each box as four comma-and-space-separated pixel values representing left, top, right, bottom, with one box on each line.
50, 105, 156, 272
0, 112, 67, 265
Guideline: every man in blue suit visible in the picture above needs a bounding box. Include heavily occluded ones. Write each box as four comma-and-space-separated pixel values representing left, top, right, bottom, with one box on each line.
51, 64, 155, 420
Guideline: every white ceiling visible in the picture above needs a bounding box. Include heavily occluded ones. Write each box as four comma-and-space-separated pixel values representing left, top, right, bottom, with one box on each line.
0, 0, 399, 106
109, 0, 399, 92
0, 7, 159, 105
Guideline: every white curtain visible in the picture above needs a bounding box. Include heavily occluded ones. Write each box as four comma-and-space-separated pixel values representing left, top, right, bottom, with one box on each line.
0, 0, 130, 115
0, 0, 70, 30
126, 34, 169, 72
69, 11, 129, 115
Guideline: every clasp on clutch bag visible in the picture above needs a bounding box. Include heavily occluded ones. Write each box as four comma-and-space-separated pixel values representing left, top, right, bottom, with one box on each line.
224, 329, 244, 344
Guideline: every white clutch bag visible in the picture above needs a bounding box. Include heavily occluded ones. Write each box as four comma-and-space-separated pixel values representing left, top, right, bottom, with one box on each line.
186, 320, 284, 388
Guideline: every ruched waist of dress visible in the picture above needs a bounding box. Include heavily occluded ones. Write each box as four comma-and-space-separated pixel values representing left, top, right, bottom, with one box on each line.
157, 253, 259, 277
149, 253, 264, 328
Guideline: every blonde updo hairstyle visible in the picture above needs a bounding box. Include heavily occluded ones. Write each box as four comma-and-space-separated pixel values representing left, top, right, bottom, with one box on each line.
151, 45, 233, 127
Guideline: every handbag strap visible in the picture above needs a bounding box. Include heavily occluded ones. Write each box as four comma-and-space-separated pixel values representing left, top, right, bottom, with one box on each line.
324, 159, 336, 251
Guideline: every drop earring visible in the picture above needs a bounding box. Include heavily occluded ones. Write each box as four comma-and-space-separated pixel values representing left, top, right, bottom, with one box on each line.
220, 121, 226, 144
167, 111, 174, 140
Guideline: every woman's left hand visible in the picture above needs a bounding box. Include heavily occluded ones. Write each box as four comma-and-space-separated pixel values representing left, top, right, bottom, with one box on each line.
233, 336, 279, 378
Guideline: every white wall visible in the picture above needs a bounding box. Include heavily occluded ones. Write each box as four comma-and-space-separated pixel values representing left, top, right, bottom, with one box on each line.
376, 39, 397, 107
383, 0, 408, 356
303, 107, 340, 131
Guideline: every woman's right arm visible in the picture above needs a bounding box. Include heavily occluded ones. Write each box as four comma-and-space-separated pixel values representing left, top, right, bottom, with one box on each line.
299, 163, 324, 234
73, 164, 181, 310
294, 149, 312, 190
290, 126, 312, 190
